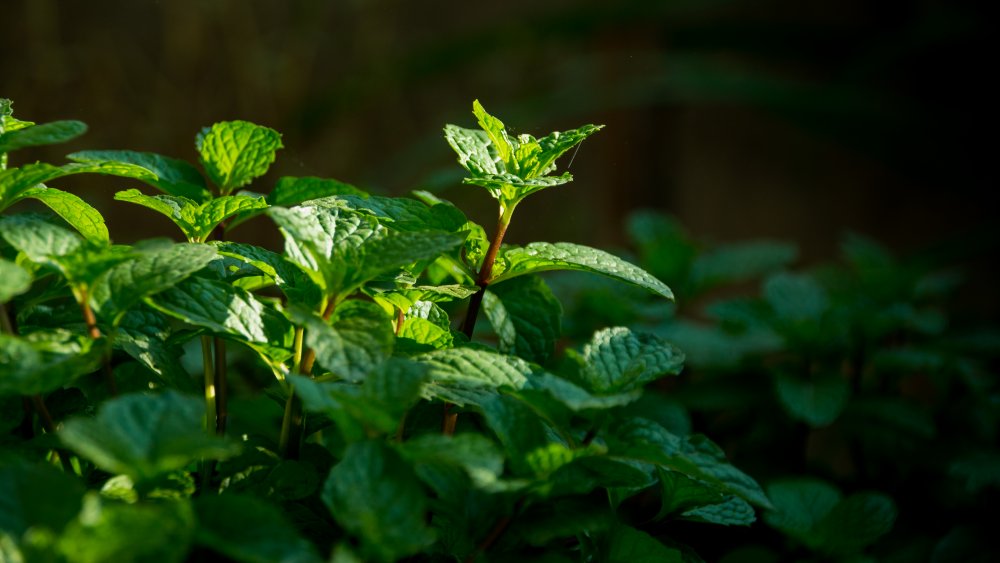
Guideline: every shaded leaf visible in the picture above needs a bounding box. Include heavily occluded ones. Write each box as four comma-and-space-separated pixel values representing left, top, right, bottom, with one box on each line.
59, 391, 240, 483
69, 149, 210, 201
322, 441, 435, 562
194, 494, 321, 563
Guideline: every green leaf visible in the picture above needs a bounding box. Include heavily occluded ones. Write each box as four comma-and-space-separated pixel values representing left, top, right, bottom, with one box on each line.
57, 494, 195, 563
59, 391, 240, 483
521, 371, 642, 411
577, 327, 684, 393
689, 240, 797, 291
89, 242, 218, 324
0, 214, 83, 264
287, 303, 393, 381
0, 331, 104, 395
656, 467, 725, 519
267, 176, 367, 206
682, 496, 756, 526
213, 241, 322, 308
483, 275, 562, 364
322, 441, 436, 562
949, 452, 1000, 493
196, 121, 283, 192
529, 123, 603, 179
443, 125, 501, 178
0, 120, 86, 153
0, 162, 156, 210
774, 373, 850, 427
69, 150, 211, 201
816, 493, 897, 555
114, 322, 193, 391
611, 419, 771, 508
476, 393, 551, 474
763, 272, 828, 322
0, 461, 85, 538
115, 189, 267, 241
493, 242, 674, 300
762, 479, 842, 544
193, 494, 321, 563
18, 186, 109, 243
317, 194, 467, 233
148, 275, 292, 348
764, 479, 895, 555
0, 258, 30, 302
397, 434, 505, 489
291, 359, 427, 440
603, 525, 683, 563
418, 347, 537, 406
471, 100, 515, 168
269, 205, 463, 298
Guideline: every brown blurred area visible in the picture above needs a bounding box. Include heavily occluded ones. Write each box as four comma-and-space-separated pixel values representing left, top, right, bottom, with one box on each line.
2, 0, 995, 302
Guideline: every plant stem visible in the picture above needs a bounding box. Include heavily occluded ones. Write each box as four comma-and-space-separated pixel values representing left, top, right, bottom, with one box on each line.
3, 303, 73, 471
201, 335, 217, 433
463, 498, 525, 563
278, 300, 330, 459
30, 395, 74, 473
460, 212, 511, 338
214, 336, 228, 436
78, 293, 118, 396
449, 206, 513, 435
211, 224, 229, 436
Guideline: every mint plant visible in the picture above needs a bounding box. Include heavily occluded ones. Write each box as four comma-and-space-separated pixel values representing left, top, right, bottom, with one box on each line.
1, 99, 771, 562
558, 211, 999, 560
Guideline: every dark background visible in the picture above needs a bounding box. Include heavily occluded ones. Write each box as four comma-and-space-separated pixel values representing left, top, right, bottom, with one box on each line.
3, 0, 994, 308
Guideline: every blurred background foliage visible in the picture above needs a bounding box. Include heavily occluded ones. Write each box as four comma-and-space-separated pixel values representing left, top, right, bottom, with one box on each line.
2, 0, 994, 303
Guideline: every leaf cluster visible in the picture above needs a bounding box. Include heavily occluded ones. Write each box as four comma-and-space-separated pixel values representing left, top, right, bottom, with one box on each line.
0, 100, 764, 562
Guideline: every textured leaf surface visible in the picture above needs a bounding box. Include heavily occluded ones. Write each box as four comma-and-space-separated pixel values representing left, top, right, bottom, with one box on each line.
682, 496, 756, 526
288, 303, 394, 381
0, 214, 83, 264
69, 149, 210, 201
149, 275, 292, 347
322, 441, 435, 562
267, 176, 367, 206
197, 121, 282, 191
397, 434, 505, 488
0, 120, 86, 153
59, 391, 240, 482
19, 186, 109, 243
316, 194, 467, 233
270, 205, 462, 297
483, 275, 562, 364
90, 243, 217, 323
0, 258, 30, 302
115, 189, 267, 241
214, 241, 322, 308
194, 494, 321, 563
578, 327, 684, 393
0, 162, 156, 209
418, 347, 536, 406
493, 242, 673, 300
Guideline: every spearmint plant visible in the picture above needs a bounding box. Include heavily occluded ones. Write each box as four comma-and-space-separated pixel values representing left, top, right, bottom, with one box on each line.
0, 99, 771, 562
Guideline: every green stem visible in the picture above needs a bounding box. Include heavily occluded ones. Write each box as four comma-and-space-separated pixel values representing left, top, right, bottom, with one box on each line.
214, 336, 228, 436
211, 224, 229, 436
201, 336, 217, 431
0, 303, 13, 334
279, 300, 329, 459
